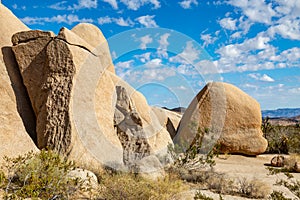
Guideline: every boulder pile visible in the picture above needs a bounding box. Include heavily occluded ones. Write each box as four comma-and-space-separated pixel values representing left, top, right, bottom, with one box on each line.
0, 3, 268, 176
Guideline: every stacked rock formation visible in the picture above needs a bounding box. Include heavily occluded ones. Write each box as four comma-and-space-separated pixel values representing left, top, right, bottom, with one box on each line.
0, 3, 269, 176
11, 24, 172, 171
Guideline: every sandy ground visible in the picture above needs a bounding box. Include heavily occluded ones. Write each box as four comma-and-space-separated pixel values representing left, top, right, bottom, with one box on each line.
178, 154, 300, 200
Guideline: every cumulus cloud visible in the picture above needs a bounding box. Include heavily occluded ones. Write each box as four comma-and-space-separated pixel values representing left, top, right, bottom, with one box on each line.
21, 14, 93, 25
157, 33, 170, 58
135, 15, 158, 28
49, 0, 97, 10
169, 41, 200, 64
227, 0, 276, 25
219, 17, 237, 30
102, 0, 118, 9
200, 33, 217, 47
120, 0, 160, 10
248, 73, 275, 82
98, 16, 134, 26
144, 58, 162, 68
179, 0, 198, 9
139, 35, 153, 50
134, 52, 151, 63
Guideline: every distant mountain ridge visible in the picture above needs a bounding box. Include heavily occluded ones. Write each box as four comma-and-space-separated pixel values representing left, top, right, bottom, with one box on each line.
262, 108, 300, 118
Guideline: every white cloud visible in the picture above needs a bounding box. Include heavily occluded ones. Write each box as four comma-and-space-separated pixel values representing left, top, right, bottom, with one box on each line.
98, 16, 134, 27
219, 17, 237, 30
120, 0, 160, 10
134, 52, 151, 63
21, 15, 93, 25
12, 4, 26, 10
169, 41, 200, 64
115, 60, 134, 70
227, 0, 276, 25
248, 73, 275, 82
268, 17, 300, 40
102, 0, 118, 9
139, 35, 153, 50
200, 33, 217, 47
157, 33, 170, 58
144, 58, 162, 68
135, 15, 158, 28
49, 0, 97, 10
179, 0, 198, 9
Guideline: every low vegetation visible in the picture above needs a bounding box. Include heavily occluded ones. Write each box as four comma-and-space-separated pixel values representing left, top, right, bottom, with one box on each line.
0, 121, 298, 199
262, 117, 300, 154
0, 150, 86, 199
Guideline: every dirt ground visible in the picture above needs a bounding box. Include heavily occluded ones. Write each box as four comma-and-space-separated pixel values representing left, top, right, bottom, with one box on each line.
177, 154, 300, 200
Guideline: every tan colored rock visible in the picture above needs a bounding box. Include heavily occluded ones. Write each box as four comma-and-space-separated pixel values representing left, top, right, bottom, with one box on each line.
271, 155, 285, 167
12, 26, 172, 173
0, 4, 38, 164
175, 82, 268, 155
151, 106, 182, 139
110, 73, 173, 161
71, 23, 115, 73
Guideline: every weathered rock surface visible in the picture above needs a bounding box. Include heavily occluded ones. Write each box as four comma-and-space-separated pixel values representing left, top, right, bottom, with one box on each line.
0, 4, 38, 163
271, 155, 285, 167
12, 25, 173, 174
71, 23, 115, 73
151, 106, 182, 139
175, 82, 268, 155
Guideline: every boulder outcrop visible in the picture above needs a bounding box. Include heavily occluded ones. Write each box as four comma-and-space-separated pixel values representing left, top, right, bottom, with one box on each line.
175, 82, 268, 155
12, 25, 173, 173
0, 4, 38, 163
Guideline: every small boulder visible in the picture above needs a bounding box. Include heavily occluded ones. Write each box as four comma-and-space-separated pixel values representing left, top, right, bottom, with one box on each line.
270, 155, 285, 167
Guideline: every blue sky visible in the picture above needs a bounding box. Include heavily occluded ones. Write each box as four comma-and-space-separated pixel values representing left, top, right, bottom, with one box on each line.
3, 0, 300, 110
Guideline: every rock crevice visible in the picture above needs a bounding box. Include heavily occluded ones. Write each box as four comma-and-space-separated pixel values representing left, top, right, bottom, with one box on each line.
114, 86, 151, 168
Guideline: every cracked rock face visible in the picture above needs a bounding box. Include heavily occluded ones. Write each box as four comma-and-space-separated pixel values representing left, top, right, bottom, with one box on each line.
114, 86, 151, 168
12, 25, 173, 173
175, 82, 268, 155
12, 30, 74, 154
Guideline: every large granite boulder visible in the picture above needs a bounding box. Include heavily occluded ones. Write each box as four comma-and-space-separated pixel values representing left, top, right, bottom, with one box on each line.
174, 82, 268, 155
12, 25, 173, 173
0, 4, 38, 163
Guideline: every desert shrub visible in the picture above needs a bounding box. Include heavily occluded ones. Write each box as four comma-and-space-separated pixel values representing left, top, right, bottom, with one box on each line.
235, 177, 270, 198
168, 127, 219, 171
0, 150, 86, 199
276, 179, 300, 198
262, 118, 300, 154
98, 171, 187, 200
193, 191, 214, 200
269, 191, 292, 200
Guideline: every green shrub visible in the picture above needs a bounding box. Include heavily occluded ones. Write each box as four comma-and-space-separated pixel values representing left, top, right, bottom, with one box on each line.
1, 150, 85, 199
269, 191, 292, 200
262, 118, 300, 154
194, 191, 214, 200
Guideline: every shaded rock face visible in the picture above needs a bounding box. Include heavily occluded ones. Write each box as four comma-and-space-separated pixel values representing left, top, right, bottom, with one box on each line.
114, 86, 151, 167
175, 82, 268, 155
151, 106, 182, 139
12, 30, 74, 154
0, 4, 38, 163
